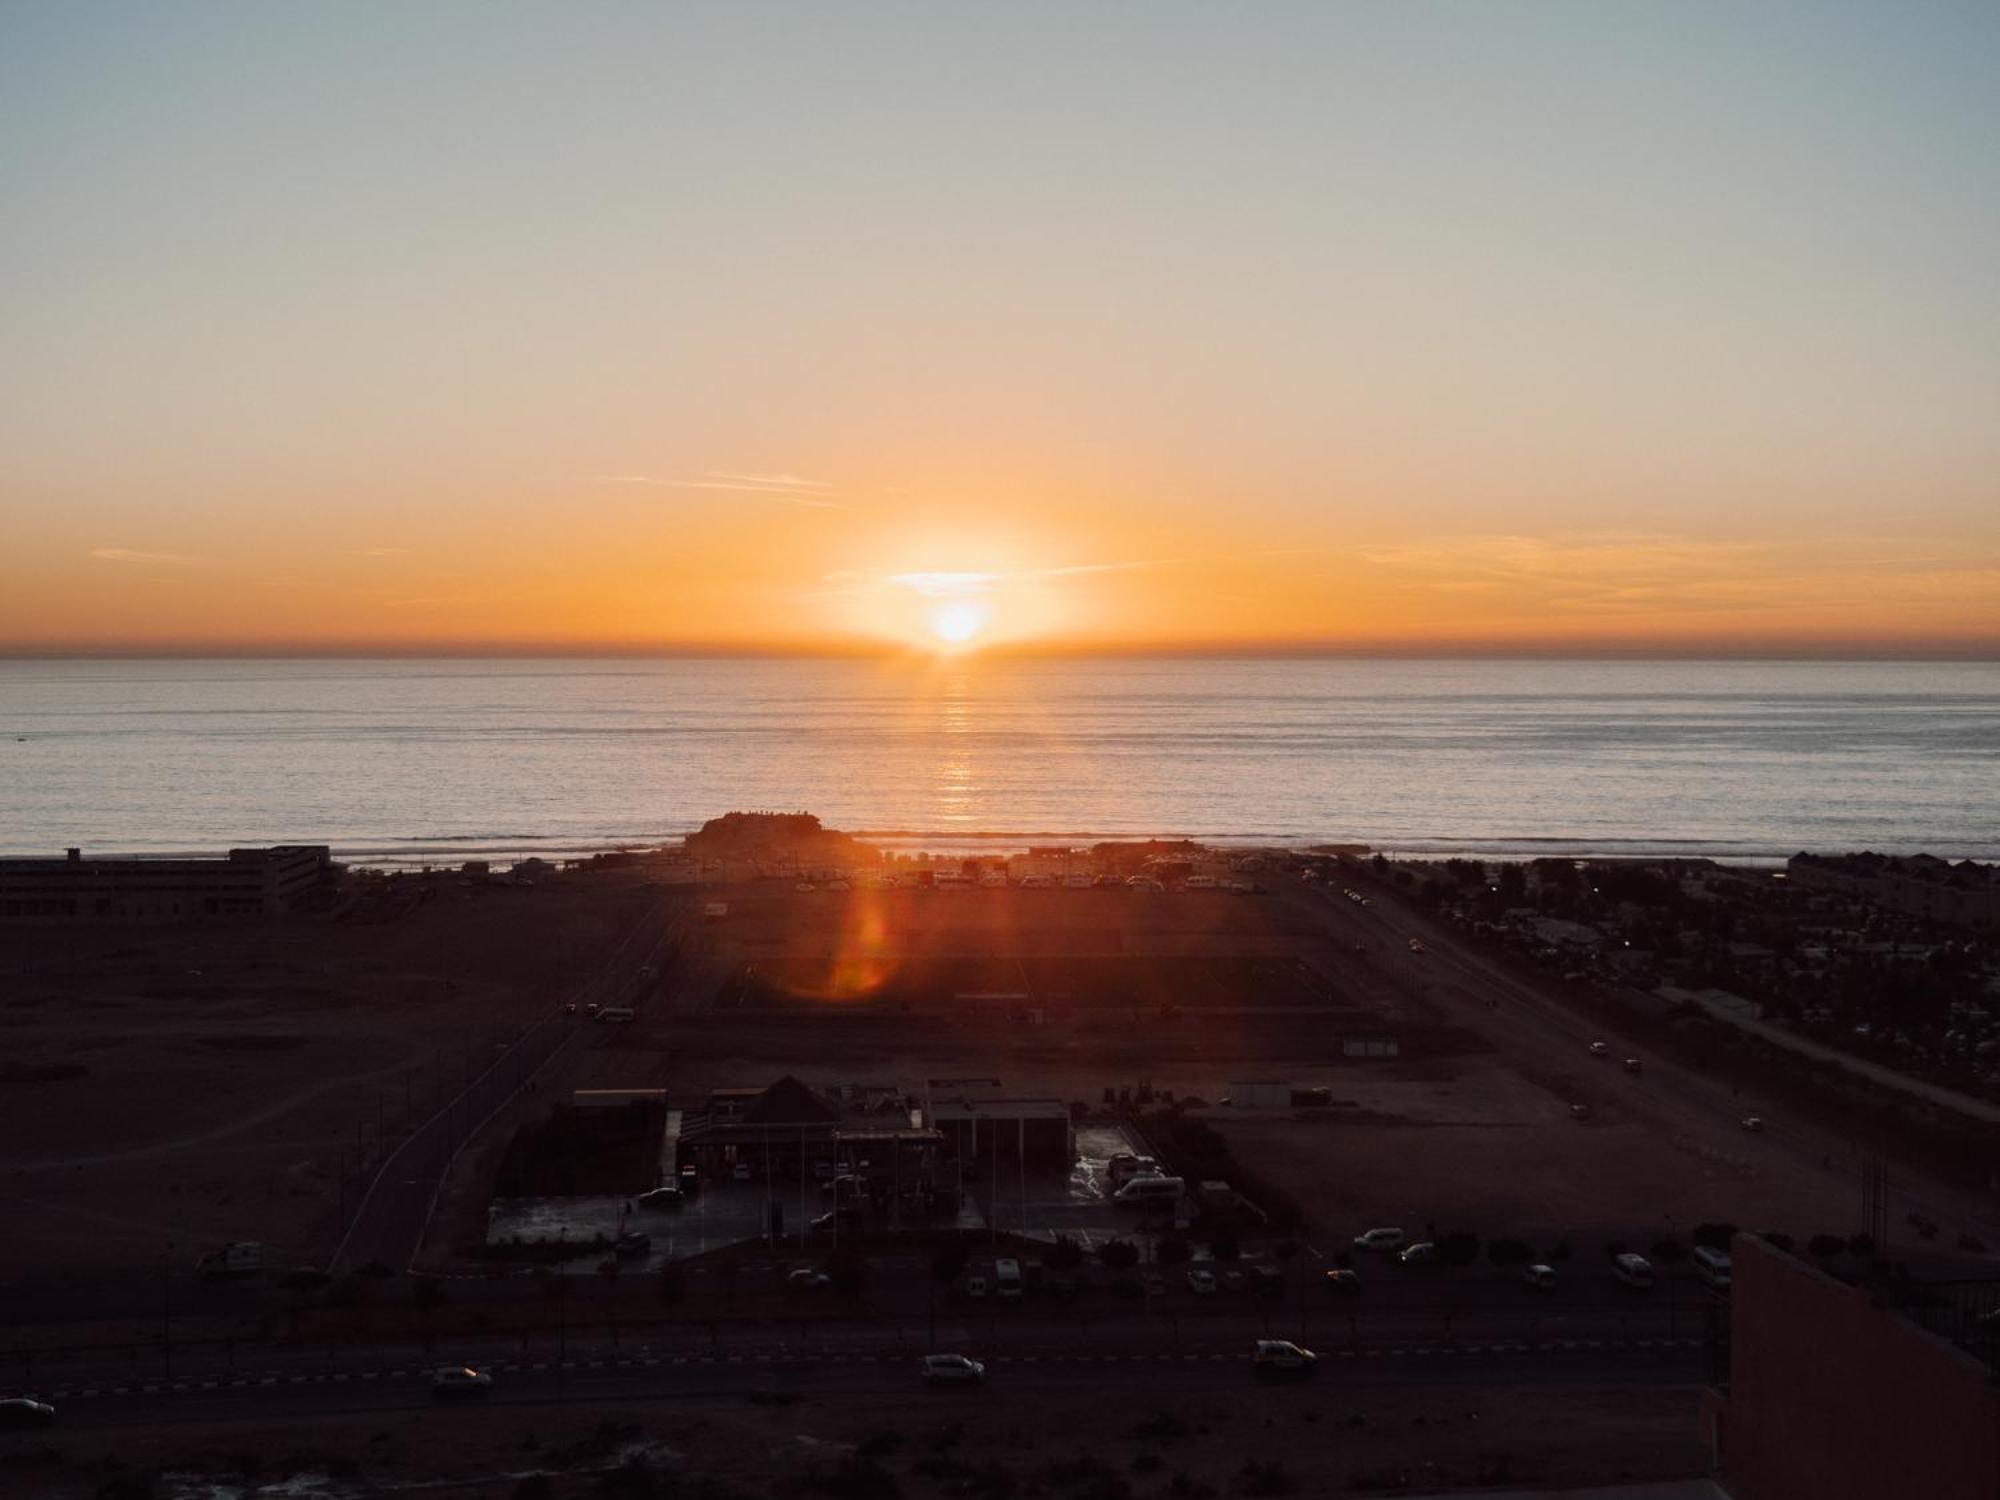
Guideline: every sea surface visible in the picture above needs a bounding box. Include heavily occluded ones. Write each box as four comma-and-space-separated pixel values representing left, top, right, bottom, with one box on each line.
1, 657, 1995, 866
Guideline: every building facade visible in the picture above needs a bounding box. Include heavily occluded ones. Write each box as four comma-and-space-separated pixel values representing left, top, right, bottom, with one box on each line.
0, 845, 333, 924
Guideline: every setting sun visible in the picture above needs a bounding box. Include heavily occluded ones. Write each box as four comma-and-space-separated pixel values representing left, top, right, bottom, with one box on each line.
929, 600, 986, 648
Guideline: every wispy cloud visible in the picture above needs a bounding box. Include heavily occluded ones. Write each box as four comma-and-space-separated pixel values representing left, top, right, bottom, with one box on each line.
89, 548, 204, 566
589, 470, 848, 509
831, 558, 1185, 599
1354, 532, 2000, 619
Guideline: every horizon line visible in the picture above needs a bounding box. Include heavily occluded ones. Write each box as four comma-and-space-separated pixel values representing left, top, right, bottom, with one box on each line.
3, 639, 1998, 664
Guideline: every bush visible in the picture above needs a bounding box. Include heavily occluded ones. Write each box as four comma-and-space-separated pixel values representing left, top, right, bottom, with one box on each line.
1235, 1459, 1296, 1496
1437, 1231, 1480, 1267
1046, 1235, 1086, 1272
1100, 1239, 1139, 1275
1692, 1222, 1739, 1251
932, 1240, 971, 1285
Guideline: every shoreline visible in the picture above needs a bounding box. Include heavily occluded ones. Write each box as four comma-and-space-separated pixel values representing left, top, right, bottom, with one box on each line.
11, 829, 1991, 873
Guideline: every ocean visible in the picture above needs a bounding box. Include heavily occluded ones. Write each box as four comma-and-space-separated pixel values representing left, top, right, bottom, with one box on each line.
1, 656, 1995, 866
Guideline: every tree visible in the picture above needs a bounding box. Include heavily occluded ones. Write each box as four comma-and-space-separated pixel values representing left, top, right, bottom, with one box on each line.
1691, 1222, 1739, 1251
826, 1249, 867, 1298
1438, 1231, 1480, 1267
931, 1240, 971, 1289
1046, 1235, 1085, 1273
1155, 1234, 1192, 1269
1100, 1239, 1139, 1276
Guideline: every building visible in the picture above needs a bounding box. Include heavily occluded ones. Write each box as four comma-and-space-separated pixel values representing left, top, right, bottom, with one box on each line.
1714, 1235, 2000, 1500
0, 845, 332, 924
1788, 852, 2000, 931
929, 1092, 1075, 1168
676, 1076, 942, 1199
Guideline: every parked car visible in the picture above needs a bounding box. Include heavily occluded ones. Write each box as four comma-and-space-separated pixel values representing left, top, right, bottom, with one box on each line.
1569, 1103, 1594, 1121
635, 1186, 684, 1210
1221, 1268, 1247, 1294
429, 1365, 493, 1399
1323, 1268, 1362, 1295
1252, 1339, 1318, 1377
1588, 1041, 1610, 1057
1398, 1242, 1438, 1268
732, 1162, 752, 1182
612, 1231, 650, 1259
1407, 938, 1426, 954
1622, 1057, 1642, 1074
0, 1397, 55, 1429
921, 1353, 986, 1384
1522, 1263, 1558, 1292
1352, 1227, 1406, 1253
1141, 1272, 1167, 1298
1187, 1267, 1217, 1295
1613, 1253, 1657, 1290
963, 1274, 989, 1300
1741, 1115, 1765, 1132
787, 1267, 832, 1290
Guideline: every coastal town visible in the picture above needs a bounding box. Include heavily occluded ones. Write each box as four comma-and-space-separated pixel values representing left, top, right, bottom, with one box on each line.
2, 813, 1996, 1497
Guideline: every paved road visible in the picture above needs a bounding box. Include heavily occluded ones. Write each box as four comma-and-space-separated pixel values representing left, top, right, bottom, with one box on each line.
1276, 870, 2000, 1250
23, 1332, 1706, 1434
330, 892, 687, 1274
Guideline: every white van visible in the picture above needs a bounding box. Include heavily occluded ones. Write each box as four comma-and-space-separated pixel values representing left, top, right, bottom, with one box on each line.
596, 1005, 636, 1024
994, 1258, 1022, 1299
1612, 1253, 1656, 1290
1693, 1246, 1732, 1291
1112, 1174, 1185, 1208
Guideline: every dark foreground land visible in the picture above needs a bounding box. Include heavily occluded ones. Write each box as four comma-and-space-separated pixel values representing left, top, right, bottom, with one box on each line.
1, 844, 1994, 1496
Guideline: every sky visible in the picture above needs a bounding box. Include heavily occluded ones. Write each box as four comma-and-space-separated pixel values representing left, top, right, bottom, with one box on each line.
3, 1, 1997, 656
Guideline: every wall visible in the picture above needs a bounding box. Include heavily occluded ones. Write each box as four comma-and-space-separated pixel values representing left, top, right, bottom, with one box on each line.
1723, 1236, 2000, 1500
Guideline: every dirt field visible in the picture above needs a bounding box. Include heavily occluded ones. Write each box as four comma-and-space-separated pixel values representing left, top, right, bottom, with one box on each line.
0, 871, 660, 1281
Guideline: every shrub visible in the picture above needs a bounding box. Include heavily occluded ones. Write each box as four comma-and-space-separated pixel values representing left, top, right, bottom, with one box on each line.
1235, 1459, 1296, 1496
1046, 1235, 1085, 1272
1100, 1239, 1140, 1275
1437, 1231, 1480, 1267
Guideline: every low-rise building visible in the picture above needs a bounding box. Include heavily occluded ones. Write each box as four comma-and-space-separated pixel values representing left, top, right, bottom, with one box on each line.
0, 844, 332, 924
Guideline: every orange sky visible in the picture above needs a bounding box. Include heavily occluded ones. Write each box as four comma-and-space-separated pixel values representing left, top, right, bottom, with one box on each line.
4, 7, 1997, 658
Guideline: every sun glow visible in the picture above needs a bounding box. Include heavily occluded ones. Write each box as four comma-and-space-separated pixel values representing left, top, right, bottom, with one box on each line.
929, 599, 987, 648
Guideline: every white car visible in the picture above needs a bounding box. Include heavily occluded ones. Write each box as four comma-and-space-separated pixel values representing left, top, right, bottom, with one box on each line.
921, 1353, 986, 1384
1741, 1115, 1765, 1132
1522, 1263, 1557, 1292
1186, 1267, 1217, 1294
1351, 1227, 1406, 1253
429, 1365, 493, 1398
795, 882, 816, 892
1407, 938, 1426, 954
787, 1267, 831, 1289
1588, 1041, 1610, 1057
0, 1397, 55, 1428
